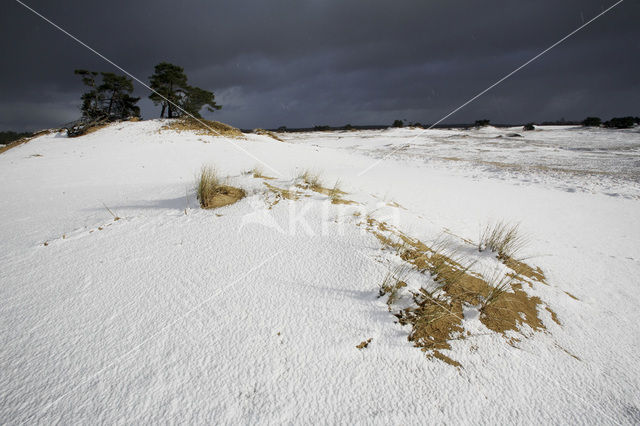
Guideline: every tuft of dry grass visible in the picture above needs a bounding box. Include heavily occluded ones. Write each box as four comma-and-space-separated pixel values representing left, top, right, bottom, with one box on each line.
479, 221, 528, 259
327, 179, 349, 204
297, 169, 323, 190
296, 171, 354, 204
196, 166, 245, 209
249, 166, 275, 180
479, 269, 514, 312
379, 264, 411, 307
263, 182, 299, 208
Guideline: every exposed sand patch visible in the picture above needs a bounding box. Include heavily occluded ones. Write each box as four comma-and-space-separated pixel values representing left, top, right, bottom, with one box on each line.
200, 185, 246, 209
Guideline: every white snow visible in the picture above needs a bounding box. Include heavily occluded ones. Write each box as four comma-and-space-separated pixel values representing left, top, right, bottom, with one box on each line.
1, 121, 639, 423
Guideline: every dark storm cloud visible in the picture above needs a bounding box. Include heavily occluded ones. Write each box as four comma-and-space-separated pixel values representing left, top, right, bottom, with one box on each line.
1, 0, 638, 130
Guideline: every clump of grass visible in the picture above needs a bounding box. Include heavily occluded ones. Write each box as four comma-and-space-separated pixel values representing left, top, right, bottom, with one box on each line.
379, 264, 411, 306
328, 179, 345, 204
249, 166, 275, 180
479, 221, 527, 259
364, 217, 554, 366
479, 269, 514, 312
297, 169, 323, 190
197, 166, 221, 203
412, 237, 475, 289
196, 166, 245, 209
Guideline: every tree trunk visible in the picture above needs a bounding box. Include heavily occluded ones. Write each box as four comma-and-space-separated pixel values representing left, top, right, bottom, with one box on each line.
161, 103, 166, 118
168, 82, 173, 118
107, 90, 114, 118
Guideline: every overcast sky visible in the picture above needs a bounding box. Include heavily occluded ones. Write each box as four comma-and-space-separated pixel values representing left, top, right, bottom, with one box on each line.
1, 0, 638, 131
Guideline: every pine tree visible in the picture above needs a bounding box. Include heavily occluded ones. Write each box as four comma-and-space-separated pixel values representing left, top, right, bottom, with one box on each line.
75, 70, 103, 120
149, 62, 187, 118
182, 86, 221, 118
99, 72, 140, 120
75, 70, 140, 121
148, 62, 221, 118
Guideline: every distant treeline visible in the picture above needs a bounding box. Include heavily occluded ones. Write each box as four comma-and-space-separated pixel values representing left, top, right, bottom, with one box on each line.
0, 131, 33, 145
268, 115, 639, 133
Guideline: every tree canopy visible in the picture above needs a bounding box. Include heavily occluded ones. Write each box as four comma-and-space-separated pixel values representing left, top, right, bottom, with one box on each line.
75, 70, 140, 121
148, 62, 221, 119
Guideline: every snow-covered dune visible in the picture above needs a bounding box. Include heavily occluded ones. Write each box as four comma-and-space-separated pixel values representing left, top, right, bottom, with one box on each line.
1, 121, 639, 423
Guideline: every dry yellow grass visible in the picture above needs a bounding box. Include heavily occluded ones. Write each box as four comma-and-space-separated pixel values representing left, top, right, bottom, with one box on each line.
362, 217, 554, 367
196, 166, 245, 209
479, 221, 528, 260
297, 169, 323, 190
250, 166, 275, 180
379, 264, 411, 307
356, 338, 373, 349
296, 171, 354, 204
253, 128, 284, 141
79, 121, 115, 136
263, 182, 300, 208
162, 117, 245, 139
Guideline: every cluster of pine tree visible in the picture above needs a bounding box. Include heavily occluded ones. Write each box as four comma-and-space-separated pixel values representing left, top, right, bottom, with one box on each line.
74, 62, 221, 122
75, 70, 140, 121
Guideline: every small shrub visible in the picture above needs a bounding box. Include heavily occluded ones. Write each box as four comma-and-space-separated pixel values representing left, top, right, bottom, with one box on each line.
392, 119, 404, 128
474, 119, 491, 127
523, 123, 535, 131
479, 221, 527, 259
581, 116, 601, 127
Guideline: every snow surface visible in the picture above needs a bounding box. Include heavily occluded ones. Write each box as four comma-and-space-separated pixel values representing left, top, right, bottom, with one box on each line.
1, 121, 639, 424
